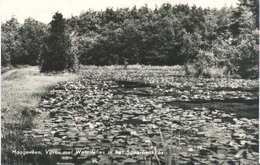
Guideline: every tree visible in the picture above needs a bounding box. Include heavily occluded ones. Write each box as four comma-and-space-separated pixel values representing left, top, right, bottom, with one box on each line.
40, 12, 78, 72
63, 3, 258, 77
229, 1, 259, 78
237, 0, 259, 28
1, 17, 22, 66
19, 18, 47, 65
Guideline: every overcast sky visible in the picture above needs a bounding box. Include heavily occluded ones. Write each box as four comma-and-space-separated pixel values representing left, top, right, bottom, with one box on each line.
1, 0, 239, 24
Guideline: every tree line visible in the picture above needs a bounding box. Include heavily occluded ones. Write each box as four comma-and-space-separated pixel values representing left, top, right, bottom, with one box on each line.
1, 0, 259, 78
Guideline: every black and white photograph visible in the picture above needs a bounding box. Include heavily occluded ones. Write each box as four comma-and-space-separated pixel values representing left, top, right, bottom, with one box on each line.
1, 0, 259, 164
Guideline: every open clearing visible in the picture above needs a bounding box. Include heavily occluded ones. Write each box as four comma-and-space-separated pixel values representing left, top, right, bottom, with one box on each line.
2, 66, 259, 165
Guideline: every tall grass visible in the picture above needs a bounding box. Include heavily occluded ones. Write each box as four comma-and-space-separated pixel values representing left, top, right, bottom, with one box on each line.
153, 128, 180, 165
1, 66, 79, 165
161, 128, 180, 165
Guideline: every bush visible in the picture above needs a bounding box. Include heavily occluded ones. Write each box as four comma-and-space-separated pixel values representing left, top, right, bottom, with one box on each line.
184, 63, 201, 77
201, 67, 229, 78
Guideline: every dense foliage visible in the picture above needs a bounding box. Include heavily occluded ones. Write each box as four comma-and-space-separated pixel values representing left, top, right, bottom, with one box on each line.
1, 0, 259, 77
1, 18, 46, 66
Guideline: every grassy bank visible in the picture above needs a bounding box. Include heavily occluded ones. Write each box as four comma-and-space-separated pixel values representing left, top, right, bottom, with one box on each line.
1, 66, 79, 164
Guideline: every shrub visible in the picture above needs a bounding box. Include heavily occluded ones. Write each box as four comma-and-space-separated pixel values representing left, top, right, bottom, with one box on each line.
201, 67, 229, 78
184, 64, 199, 77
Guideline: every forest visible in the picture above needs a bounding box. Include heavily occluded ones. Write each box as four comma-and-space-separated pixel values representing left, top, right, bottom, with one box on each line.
1, 0, 259, 78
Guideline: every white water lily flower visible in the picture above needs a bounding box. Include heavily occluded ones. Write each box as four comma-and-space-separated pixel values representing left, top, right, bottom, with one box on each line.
240, 140, 246, 145
103, 115, 109, 120
144, 139, 151, 144
196, 146, 203, 150
234, 154, 240, 158
238, 133, 246, 138
92, 158, 98, 163
188, 148, 194, 152
88, 123, 95, 129
51, 131, 56, 135
130, 131, 138, 136
151, 124, 157, 129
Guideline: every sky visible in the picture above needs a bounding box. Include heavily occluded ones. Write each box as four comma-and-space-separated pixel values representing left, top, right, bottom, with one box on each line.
1, 0, 239, 24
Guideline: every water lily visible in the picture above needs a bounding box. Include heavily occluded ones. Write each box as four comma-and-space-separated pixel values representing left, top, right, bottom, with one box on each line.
144, 139, 151, 144
234, 154, 240, 158
89, 123, 95, 129
130, 131, 138, 136
92, 158, 98, 163
50, 131, 56, 135
240, 140, 246, 145
196, 145, 203, 150
188, 147, 194, 152
238, 133, 246, 138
